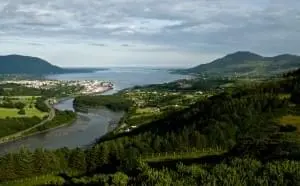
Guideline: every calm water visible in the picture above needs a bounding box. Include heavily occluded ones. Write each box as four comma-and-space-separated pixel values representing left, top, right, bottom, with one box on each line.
47, 67, 189, 94
0, 68, 187, 153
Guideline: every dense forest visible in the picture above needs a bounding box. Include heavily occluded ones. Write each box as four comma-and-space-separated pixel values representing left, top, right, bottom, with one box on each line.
2, 69, 300, 185
24, 110, 77, 135
73, 95, 133, 112
0, 117, 43, 138
0, 83, 82, 98
129, 78, 231, 92
177, 51, 300, 76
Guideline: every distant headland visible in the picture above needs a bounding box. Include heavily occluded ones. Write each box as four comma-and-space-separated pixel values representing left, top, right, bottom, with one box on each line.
0, 54, 109, 75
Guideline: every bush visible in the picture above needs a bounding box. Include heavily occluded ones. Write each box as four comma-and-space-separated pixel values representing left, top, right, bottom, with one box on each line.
15, 102, 26, 110
18, 108, 26, 115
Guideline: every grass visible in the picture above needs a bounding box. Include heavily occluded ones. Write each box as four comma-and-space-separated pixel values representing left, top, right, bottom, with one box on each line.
143, 149, 225, 162
0, 96, 47, 119
279, 93, 291, 100
135, 107, 159, 114
0, 107, 47, 119
2, 175, 65, 186
278, 115, 300, 132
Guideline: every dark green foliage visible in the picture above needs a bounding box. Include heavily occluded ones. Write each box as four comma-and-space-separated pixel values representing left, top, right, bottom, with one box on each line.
0, 84, 42, 96
35, 97, 50, 112
0, 116, 42, 138
15, 102, 25, 109
3, 69, 300, 184
17, 108, 26, 115
0, 55, 64, 74
134, 78, 231, 92
69, 148, 87, 173
178, 51, 300, 76
291, 90, 300, 104
34, 110, 76, 132
0, 100, 25, 109
74, 95, 132, 112
0, 55, 101, 75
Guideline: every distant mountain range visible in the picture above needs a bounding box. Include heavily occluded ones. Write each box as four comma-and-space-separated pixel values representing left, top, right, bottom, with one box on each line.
177, 51, 300, 76
0, 55, 108, 75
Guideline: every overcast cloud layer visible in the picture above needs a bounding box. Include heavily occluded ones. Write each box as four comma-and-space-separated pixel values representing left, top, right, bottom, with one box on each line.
0, 0, 299, 67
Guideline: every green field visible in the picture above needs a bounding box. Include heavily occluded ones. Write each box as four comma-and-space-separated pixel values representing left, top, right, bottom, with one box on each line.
0, 96, 47, 119
0, 107, 47, 119
278, 115, 300, 132
143, 149, 225, 162
2, 174, 64, 186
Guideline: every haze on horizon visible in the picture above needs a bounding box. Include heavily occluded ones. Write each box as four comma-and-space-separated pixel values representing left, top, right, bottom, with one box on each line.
0, 0, 299, 67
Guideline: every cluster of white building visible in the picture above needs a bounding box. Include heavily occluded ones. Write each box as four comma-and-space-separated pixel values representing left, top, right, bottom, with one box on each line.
79, 80, 113, 94
0, 80, 60, 89
0, 80, 113, 94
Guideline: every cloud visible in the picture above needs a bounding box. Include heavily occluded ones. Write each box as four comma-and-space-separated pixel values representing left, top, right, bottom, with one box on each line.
121, 44, 135, 47
0, 0, 300, 67
89, 43, 107, 47
28, 42, 44, 46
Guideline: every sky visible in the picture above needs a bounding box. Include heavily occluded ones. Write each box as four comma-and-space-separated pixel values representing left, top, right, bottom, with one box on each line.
0, 0, 299, 67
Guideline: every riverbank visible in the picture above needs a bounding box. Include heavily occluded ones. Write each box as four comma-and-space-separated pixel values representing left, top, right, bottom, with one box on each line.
0, 99, 55, 144
0, 98, 77, 145
19, 116, 77, 141
0, 86, 114, 146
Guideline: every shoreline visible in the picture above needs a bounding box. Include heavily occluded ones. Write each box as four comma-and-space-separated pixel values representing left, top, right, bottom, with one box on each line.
0, 86, 114, 146
0, 99, 55, 145
0, 117, 77, 148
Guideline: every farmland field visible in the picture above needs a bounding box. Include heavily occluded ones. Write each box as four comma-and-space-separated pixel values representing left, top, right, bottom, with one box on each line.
0, 96, 48, 119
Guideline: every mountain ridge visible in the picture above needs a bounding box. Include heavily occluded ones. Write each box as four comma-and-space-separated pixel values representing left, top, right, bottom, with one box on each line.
180, 51, 300, 76
0, 54, 108, 74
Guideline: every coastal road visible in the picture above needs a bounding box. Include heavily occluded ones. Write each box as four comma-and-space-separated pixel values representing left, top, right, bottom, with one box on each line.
0, 99, 55, 144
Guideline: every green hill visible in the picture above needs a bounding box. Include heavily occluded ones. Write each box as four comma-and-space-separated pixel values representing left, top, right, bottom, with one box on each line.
180, 51, 300, 76
0, 55, 106, 74
2, 68, 300, 185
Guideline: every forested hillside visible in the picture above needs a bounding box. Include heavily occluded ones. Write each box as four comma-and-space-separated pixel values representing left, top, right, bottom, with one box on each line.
73, 95, 132, 112
0, 55, 106, 74
178, 51, 300, 76
2, 69, 300, 185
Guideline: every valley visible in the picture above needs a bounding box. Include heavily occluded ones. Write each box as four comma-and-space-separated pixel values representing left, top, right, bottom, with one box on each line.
1, 57, 300, 185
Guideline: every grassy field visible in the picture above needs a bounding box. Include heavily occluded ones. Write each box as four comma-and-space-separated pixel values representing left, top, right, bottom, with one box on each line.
0, 108, 47, 119
135, 107, 159, 114
279, 93, 291, 100
278, 115, 300, 132
2, 175, 64, 186
143, 149, 225, 162
0, 96, 47, 119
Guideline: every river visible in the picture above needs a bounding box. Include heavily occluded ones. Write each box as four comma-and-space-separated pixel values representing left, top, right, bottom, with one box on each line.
0, 67, 188, 153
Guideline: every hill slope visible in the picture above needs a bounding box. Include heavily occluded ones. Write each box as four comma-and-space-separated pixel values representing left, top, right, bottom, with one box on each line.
0, 55, 105, 74
2, 69, 300, 184
181, 51, 300, 76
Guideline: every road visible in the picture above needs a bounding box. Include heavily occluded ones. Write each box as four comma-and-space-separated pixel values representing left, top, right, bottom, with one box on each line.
0, 99, 55, 144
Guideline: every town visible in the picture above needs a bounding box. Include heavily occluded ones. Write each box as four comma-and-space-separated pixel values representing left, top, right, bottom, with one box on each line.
0, 80, 113, 95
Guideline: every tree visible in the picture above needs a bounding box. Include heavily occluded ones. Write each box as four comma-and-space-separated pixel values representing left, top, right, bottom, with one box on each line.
86, 147, 99, 173
111, 172, 129, 186
32, 148, 60, 174
15, 102, 25, 110
121, 147, 139, 171
291, 90, 300, 104
18, 108, 26, 115
14, 147, 33, 178
69, 148, 86, 172
98, 144, 109, 167
0, 153, 17, 181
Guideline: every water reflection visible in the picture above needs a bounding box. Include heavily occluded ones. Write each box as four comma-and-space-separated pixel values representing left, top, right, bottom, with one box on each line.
0, 98, 123, 154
